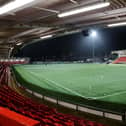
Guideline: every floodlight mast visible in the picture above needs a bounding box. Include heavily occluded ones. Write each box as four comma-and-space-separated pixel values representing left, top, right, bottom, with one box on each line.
90, 30, 97, 62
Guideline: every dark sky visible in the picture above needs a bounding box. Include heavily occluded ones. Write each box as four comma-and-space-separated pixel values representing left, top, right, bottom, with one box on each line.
16, 26, 126, 60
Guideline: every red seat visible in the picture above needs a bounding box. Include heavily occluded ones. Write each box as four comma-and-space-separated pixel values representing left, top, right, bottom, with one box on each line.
0, 85, 107, 126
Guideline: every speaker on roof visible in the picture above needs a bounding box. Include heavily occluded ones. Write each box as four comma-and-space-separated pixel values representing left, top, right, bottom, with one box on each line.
82, 30, 89, 36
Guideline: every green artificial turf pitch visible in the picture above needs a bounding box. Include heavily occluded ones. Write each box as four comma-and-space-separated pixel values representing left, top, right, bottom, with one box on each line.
12, 63, 126, 113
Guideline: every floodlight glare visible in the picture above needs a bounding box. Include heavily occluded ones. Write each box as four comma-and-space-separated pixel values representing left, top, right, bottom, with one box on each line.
91, 30, 97, 37
40, 35, 53, 39
107, 22, 126, 27
58, 2, 110, 18
0, 0, 35, 15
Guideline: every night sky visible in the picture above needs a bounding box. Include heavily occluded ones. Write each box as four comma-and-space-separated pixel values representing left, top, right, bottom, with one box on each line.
16, 26, 126, 61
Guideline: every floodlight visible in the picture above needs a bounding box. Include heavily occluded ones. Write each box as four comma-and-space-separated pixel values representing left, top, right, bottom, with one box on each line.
10, 59, 13, 62
21, 59, 23, 62
5, 59, 8, 62
10, 47, 14, 50
0, 0, 35, 15
107, 22, 126, 27
58, 2, 110, 18
16, 42, 22, 46
91, 30, 97, 37
21, 59, 25, 62
40, 35, 53, 39
15, 59, 19, 62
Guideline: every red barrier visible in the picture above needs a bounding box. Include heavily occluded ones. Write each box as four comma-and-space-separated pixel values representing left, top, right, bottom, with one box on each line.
0, 107, 40, 126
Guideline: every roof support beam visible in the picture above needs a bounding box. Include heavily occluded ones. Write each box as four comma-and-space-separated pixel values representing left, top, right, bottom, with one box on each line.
69, 0, 78, 4
34, 6, 59, 13
53, 7, 126, 25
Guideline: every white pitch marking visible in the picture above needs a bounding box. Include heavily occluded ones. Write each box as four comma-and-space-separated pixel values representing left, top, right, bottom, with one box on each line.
92, 90, 126, 100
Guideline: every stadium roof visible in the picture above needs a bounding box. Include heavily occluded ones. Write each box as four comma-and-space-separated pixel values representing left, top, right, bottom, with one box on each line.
0, 0, 126, 57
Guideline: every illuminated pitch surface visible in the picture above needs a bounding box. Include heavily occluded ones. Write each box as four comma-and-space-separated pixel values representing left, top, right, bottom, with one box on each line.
13, 64, 126, 112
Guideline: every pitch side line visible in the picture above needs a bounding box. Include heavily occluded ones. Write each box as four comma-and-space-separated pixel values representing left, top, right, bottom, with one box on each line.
92, 90, 126, 100
22, 70, 126, 101
108, 64, 126, 67
28, 71, 94, 100
33, 73, 126, 100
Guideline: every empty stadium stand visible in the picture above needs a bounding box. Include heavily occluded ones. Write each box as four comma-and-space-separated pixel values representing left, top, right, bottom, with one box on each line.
0, 107, 40, 126
0, 85, 106, 126
0, 64, 9, 85
112, 57, 126, 64
0, 58, 29, 85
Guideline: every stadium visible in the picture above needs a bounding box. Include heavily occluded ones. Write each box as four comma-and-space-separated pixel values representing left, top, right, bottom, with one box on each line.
0, 0, 126, 126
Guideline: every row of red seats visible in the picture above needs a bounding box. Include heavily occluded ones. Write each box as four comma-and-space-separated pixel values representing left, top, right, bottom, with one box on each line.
0, 64, 9, 84
0, 106, 40, 126
0, 85, 107, 126
112, 57, 126, 64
